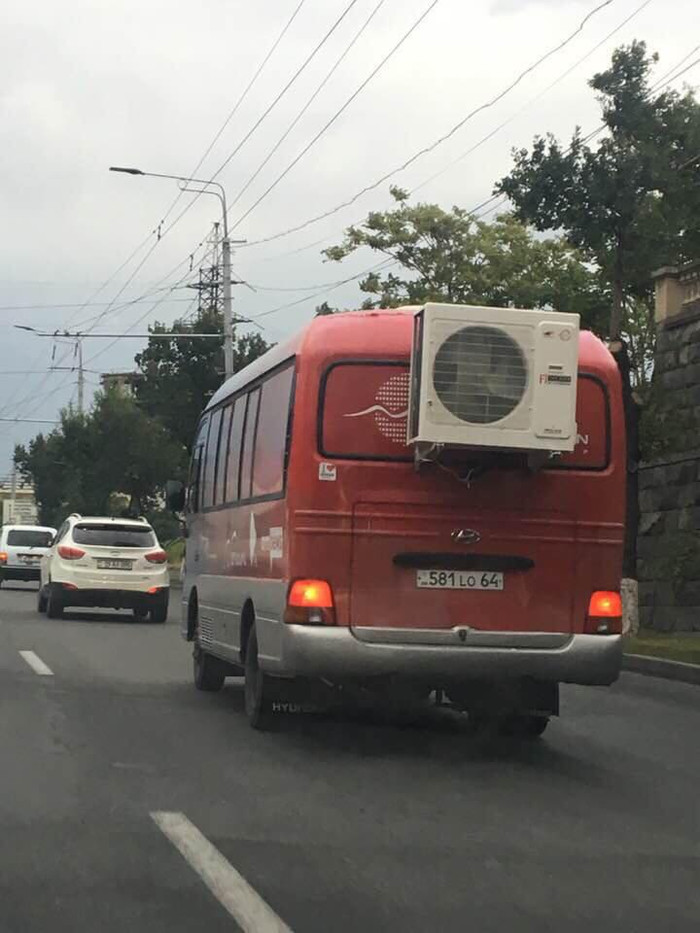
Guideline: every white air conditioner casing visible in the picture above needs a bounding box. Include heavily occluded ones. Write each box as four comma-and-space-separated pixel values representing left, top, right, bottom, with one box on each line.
408, 303, 580, 453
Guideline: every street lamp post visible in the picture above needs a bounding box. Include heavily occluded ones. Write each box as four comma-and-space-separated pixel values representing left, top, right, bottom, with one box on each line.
109, 166, 240, 380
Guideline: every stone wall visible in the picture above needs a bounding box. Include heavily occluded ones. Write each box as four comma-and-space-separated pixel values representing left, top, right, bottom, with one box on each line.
638, 261, 700, 632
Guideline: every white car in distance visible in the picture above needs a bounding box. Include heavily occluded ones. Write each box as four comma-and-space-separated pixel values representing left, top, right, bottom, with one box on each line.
39, 515, 170, 622
0, 525, 56, 587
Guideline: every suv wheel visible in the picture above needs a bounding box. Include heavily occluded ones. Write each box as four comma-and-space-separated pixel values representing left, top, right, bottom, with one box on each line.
37, 586, 48, 614
46, 585, 64, 619
150, 593, 169, 624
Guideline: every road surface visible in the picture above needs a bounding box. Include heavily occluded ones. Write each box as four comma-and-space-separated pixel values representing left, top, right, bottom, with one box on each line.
1, 581, 698, 932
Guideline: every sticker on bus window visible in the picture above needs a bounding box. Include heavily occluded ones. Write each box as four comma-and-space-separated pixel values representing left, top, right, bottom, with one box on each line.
319, 462, 337, 481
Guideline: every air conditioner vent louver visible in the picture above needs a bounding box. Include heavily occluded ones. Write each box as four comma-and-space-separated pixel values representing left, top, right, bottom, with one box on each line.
432, 325, 528, 425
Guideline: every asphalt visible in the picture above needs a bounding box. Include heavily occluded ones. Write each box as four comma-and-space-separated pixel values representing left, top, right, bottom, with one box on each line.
1, 580, 698, 932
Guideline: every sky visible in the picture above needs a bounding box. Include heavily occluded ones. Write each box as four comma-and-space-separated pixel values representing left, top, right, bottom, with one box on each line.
0, 0, 697, 474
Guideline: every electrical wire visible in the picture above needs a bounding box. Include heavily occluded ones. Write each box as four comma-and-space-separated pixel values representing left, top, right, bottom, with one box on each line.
149, 0, 308, 233
241, 0, 616, 248
156, 0, 364, 247
241, 0, 652, 267
229, 0, 441, 234
227, 0, 391, 216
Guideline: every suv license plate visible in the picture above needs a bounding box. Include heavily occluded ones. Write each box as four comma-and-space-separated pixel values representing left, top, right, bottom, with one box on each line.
416, 570, 504, 591
96, 559, 132, 570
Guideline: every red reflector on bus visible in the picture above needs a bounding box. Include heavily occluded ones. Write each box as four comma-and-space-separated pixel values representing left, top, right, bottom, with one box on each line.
285, 579, 335, 625
585, 591, 622, 634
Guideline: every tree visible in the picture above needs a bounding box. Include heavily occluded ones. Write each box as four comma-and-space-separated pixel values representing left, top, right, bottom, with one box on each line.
315, 301, 338, 316
134, 307, 270, 452
15, 390, 186, 528
324, 187, 606, 328
496, 42, 700, 579
497, 41, 700, 351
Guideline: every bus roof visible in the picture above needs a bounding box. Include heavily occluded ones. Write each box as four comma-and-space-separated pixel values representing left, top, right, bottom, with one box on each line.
206, 308, 615, 411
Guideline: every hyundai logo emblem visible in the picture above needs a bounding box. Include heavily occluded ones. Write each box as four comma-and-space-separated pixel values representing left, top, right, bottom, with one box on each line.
451, 528, 481, 544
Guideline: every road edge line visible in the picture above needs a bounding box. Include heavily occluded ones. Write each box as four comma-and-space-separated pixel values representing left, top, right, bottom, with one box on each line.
623, 653, 700, 686
151, 811, 292, 933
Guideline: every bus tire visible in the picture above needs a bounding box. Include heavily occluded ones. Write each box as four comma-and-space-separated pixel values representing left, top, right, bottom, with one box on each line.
244, 625, 273, 730
193, 641, 225, 692
499, 714, 550, 739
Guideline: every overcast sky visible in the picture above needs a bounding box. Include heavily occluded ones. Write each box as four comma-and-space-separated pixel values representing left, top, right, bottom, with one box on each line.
0, 0, 696, 474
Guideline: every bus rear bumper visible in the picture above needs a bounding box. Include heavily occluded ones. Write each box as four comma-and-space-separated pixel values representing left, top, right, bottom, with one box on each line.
276, 627, 622, 686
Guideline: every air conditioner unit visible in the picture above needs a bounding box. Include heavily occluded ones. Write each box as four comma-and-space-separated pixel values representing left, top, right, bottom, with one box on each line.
408, 303, 580, 453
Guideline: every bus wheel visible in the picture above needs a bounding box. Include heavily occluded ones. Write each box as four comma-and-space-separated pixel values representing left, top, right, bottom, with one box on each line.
499, 714, 550, 739
244, 625, 273, 730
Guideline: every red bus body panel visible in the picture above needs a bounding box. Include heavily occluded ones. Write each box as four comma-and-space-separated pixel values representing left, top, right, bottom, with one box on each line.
285, 311, 625, 637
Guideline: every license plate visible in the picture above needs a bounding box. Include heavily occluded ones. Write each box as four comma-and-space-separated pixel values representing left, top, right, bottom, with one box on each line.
96, 558, 132, 570
416, 570, 504, 590
19, 555, 40, 564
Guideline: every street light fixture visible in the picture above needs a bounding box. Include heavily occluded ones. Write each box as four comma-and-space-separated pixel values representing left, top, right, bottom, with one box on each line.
109, 165, 242, 379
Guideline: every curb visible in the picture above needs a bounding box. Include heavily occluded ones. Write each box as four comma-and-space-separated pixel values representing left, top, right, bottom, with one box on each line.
623, 653, 700, 686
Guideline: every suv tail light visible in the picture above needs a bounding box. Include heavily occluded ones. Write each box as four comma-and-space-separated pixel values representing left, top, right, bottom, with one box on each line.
58, 545, 86, 560
145, 550, 168, 564
284, 579, 335, 625
0, 552, 7, 565
585, 590, 622, 634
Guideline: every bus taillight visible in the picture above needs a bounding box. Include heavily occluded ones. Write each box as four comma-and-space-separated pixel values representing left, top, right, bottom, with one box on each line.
284, 579, 335, 626
585, 591, 622, 634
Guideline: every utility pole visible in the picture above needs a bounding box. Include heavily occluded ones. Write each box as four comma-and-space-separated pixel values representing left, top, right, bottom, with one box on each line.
9, 461, 17, 524
76, 338, 84, 415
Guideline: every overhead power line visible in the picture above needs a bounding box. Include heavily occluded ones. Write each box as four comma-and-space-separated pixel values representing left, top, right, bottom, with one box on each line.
241, 0, 616, 248
227, 0, 391, 216
152, 0, 308, 233
229, 0, 440, 234
156, 0, 364, 247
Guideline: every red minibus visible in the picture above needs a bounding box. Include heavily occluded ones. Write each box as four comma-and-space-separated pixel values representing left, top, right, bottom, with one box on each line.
173, 307, 625, 734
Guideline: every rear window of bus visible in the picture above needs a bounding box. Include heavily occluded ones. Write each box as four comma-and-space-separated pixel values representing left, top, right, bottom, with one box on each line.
320, 362, 609, 469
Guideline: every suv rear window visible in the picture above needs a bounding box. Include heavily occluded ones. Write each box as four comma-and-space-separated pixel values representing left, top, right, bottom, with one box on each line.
72, 524, 157, 548
6, 529, 54, 547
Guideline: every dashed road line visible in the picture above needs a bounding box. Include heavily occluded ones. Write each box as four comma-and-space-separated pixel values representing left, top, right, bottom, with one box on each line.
19, 650, 54, 676
151, 811, 292, 933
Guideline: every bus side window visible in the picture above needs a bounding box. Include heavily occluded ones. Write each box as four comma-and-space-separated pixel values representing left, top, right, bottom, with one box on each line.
188, 415, 210, 513
226, 397, 247, 503
214, 404, 233, 506
240, 388, 261, 501
202, 408, 223, 509
252, 364, 294, 498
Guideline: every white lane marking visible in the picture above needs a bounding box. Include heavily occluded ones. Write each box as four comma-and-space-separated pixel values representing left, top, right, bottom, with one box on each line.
19, 650, 54, 676
151, 811, 292, 933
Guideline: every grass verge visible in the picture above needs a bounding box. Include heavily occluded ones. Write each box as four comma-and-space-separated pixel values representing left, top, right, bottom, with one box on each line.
624, 632, 700, 666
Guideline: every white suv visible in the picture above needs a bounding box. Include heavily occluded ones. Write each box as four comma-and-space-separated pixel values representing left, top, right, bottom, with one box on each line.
0, 525, 56, 587
38, 515, 170, 622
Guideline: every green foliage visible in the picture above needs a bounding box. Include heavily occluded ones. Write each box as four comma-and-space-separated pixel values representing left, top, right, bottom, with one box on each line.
134, 308, 270, 452
314, 301, 338, 316
14, 390, 186, 528
497, 41, 700, 345
324, 192, 606, 330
